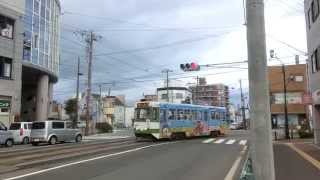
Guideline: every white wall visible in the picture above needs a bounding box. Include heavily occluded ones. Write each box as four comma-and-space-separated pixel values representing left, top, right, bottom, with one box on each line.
125, 107, 134, 127
0, 0, 25, 14
157, 89, 192, 104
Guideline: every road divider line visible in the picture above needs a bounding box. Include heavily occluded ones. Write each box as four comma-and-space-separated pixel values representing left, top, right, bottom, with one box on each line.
287, 143, 320, 170
3, 142, 177, 180
239, 140, 247, 146
224, 145, 248, 180
226, 139, 236, 145
202, 138, 215, 144
214, 139, 225, 144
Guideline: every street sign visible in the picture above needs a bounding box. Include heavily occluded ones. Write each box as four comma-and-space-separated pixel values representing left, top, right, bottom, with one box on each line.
0, 100, 10, 108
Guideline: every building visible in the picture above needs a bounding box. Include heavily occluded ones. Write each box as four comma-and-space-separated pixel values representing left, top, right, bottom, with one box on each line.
268, 64, 310, 138
189, 78, 229, 107
0, 0, 24, 127
142, 94, 157, 101
102, 96, 126, 126
0, 0, 61, 126
304, 0, 320, 144
124, 107, 134, 128
157, 87, 192, 104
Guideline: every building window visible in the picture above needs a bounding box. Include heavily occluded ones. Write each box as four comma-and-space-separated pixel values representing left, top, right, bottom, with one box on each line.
0, 14, 14, 39
176, 93, 183, 99
271, 92, 302, 104
161, 94, 168, 100
294, 76, 304, 82
311, 48, 320, 73
0, 56, 12, 79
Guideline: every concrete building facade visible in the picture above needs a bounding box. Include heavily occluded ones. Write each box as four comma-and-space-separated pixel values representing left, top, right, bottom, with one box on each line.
0, 0, 24, 127
305, 0, 320, 144
0, 0, 61, 126
268, 64, 310, 138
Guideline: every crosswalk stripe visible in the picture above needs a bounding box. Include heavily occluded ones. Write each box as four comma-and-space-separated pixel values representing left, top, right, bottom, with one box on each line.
239, 140, 247, 146
202, 138, 215, 144
214, 139, 226, 144
226, 139, 236, 145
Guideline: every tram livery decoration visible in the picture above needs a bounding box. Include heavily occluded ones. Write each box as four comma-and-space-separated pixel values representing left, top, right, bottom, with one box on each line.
134, 102, 227, 140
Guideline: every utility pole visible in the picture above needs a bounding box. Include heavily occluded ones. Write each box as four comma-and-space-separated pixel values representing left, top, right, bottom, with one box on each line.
79, 31, 101, 135
162, 69, 173, 102
75, 57, 82, 128
282, 64, 290, 139
240, 79, 247, 129
196, 76, 199, 105
99, 84, 102, 124
246, 0, 275, 180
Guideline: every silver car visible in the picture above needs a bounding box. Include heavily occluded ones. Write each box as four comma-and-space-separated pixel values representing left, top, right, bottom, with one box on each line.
0, 122, 14, 147
30, 121, 82, 146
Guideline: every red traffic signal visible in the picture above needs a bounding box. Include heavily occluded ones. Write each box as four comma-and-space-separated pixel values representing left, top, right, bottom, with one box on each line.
180, 62, 200, 71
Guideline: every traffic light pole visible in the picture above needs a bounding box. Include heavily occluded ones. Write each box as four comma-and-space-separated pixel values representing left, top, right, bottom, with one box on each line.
246, 0, 275, 179
240, 79, 247, 129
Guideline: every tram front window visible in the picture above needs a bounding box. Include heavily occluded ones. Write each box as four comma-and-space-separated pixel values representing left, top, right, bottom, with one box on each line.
135, 108, 151, 121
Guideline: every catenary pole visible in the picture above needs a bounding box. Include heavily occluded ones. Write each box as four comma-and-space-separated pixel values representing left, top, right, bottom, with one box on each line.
246, 0, 275, 179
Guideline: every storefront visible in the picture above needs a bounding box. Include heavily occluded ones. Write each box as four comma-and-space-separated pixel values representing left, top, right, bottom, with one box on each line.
0, 98, 11, 127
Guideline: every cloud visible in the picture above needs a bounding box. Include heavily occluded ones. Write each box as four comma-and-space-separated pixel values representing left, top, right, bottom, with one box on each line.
54, 0, 307, 104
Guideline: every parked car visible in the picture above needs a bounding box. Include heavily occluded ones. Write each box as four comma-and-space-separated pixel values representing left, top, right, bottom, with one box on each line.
9, 122, 32, 144
30, 120, 82, 146
0, 122, 14, 147
230, 122, 241, 130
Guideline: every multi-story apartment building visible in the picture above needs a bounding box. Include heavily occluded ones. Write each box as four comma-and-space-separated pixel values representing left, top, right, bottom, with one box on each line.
189, 78, 229, 107
268, 64, 310, 138
305, 0, 320, 144
0, 0, 61, 126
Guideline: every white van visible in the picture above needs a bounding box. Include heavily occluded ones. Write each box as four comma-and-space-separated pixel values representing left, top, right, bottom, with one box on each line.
9, 122, 32, 144
0, 122, 14, 147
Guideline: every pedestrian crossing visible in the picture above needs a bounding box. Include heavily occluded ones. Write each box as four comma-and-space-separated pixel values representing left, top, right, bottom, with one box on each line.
202, 138, 247, 146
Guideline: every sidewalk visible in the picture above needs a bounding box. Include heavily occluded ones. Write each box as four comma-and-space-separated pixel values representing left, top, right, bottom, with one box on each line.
274, 139, 320, 180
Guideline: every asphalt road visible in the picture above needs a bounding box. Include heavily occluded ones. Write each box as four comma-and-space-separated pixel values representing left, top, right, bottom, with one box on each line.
1, 132, 248, 180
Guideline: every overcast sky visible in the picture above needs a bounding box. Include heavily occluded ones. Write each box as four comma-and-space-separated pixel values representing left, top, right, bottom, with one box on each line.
54, 0, 307, 105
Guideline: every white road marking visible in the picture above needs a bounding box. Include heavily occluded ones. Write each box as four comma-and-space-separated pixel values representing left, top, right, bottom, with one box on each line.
239, 140, 247, 146
214, 139, 226, 144
3, 142, 176, 180
202, 138, 215, 144
224, 145, 248, 180
226, 139, 236, 145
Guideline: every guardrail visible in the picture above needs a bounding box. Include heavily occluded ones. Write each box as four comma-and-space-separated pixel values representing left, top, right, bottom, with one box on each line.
239, 157, 255, 180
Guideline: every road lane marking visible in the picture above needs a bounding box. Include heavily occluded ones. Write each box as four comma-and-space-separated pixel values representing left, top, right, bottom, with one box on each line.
202, 138, 215, 144
239, 140, 247, 146
3, 142, 177, 180
226, 139, 236, 145
214, 139, 226, 144
287, 143, 320, 170
224, 145, 248, 180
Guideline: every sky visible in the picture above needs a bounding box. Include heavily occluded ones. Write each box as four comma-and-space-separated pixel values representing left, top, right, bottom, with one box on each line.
54, 0, 307, 106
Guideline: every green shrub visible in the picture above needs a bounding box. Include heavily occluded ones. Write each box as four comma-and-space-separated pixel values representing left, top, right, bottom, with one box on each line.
298, 130, 314, 138
96, 122, 113, 133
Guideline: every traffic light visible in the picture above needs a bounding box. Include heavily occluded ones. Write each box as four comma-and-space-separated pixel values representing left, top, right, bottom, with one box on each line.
180, 62, 200, 71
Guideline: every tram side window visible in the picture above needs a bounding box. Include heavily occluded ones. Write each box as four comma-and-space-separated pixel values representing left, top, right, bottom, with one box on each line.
211, 111, 216, 120
192, 110, 197, 121
185, 110, 191, 120
204, 111, 208, 121
177, 109, 184, 120
153, 108, 159, 121
160, 109, 166, 122
168, 109, 176, 120
215, 112, 219, 120
197, 111, 203, 120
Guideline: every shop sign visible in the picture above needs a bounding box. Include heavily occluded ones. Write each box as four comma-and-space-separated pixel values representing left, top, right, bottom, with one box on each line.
0, 100, 10, 108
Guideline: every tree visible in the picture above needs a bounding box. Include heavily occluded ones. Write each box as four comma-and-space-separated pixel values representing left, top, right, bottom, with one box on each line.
65, 98, 77, 127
